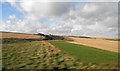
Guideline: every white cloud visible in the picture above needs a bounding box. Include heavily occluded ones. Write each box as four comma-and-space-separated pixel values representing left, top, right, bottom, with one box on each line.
8, 14, 16, 20
18, 2, 75, 17
82, 3, 98, 13
0, 20, 6, 31
2, 2, 118, 38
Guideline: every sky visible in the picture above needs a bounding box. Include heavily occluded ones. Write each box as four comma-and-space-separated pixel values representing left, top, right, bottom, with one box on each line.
0, 0, 119, 38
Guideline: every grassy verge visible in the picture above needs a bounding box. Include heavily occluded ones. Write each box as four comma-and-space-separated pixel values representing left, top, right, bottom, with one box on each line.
49, 41, 118, 64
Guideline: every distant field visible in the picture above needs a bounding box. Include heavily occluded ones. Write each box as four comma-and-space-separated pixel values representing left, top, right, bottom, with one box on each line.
66, 37, 119, 53
49, 41, 118, 63
0, 32, 41, 39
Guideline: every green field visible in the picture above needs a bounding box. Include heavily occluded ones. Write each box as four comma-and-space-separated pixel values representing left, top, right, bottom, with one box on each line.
49, 41, 118, 63
2, 39, 82, 69
2, 39, 119, 69
3, 41, 43, 69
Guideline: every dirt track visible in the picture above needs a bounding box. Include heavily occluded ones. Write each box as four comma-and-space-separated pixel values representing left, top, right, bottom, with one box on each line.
0, 32, 41, 39
67, 37, 119, 53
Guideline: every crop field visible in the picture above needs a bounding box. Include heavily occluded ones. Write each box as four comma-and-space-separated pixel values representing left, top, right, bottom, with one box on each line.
65, 37, 119, 52
49, 41, 118, 63
2, 38, 119, 70
0, 32, 42, 39
2, 39, 71, 69
1, 32, 119, 69
2, 39, 85, 69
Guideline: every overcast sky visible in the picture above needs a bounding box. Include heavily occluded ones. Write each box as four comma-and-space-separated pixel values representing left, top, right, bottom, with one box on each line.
0, 0, 119, 38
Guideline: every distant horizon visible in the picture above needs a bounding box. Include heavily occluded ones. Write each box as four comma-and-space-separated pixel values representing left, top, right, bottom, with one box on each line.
0, 31, 119, 39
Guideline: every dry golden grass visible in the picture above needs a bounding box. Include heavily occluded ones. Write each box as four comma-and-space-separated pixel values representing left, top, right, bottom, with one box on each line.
0, 32, 41, 39
66, 37, 119, 53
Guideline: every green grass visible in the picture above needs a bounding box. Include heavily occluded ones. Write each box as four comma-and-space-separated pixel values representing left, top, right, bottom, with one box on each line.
2, 39, 119, 69
2, 39, 81, 69
2, 41, 43, 69
49, 41, 118, 63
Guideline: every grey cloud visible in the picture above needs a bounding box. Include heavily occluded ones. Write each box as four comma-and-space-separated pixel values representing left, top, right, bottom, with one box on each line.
4, 2, 118, 38
19, 2, 77, 17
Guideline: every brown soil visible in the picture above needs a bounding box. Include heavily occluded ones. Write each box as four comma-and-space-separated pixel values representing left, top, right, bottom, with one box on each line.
67, 37, 119, 53
0, 32, 41, 39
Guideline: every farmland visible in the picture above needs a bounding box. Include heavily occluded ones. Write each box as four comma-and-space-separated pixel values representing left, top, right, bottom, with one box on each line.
2, 39, 77, 69
1, 32, 119, 69
65, 37, 119, 52
49, 41, 118, 63
2, 38, 107, 69
0, 32, 42, 39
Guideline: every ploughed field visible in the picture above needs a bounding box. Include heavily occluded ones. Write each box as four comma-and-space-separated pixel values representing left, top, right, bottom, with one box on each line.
2, 38, 119, 69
